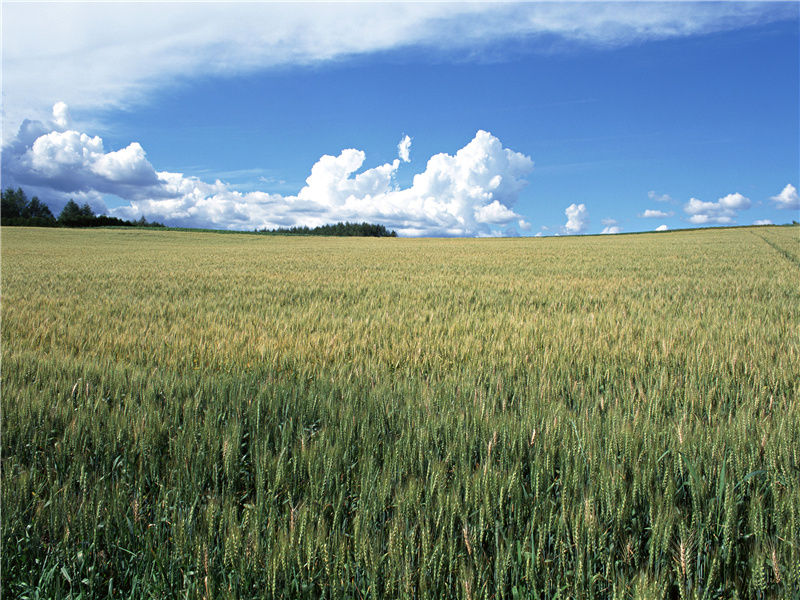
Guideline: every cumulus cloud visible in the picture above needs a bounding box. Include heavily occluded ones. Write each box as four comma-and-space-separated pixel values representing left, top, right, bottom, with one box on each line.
683, 192, 750, 225
640, 208, 671, 218
771, 184, 799, 210
397, 135, 412, 163
655, 224, 669, 231
5, 125, 164, 201
2, 107, 533, 236
752, 219, 772, 225
564, 203, 588, 234
3, 3, 795, 135
474, 201, 519, 224
719, 192, 751, 210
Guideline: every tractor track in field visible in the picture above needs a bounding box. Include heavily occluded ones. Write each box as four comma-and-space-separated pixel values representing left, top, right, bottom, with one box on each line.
751, 229, 800, 269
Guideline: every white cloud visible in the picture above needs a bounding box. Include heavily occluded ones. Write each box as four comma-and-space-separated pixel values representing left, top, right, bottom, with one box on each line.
6, 125, 163, 199
647, 190, 673, 203
474, 201, 519, 224
2, 110, 533, 236
718, 192, 751, 210
600, 217, 621, 233
640, 209, 671, 218
655, 224, 669, 231
25, 130, 104, 176
753, 219, 772, 225
771, 184, 799, 210
683, 192, 750, 225
398, 135, 412, 163
518, 219, 532, 231
2, 3, 794, 136
52, 102, 70, 129
295, 148, 399, 207
564, 203, 588, 234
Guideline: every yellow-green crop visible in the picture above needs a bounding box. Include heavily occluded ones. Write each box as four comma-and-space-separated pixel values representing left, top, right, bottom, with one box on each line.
2, 225, 799, 598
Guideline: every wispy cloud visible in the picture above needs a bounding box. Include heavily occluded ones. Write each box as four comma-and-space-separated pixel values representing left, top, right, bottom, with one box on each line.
647, 191, 673, 204
3, 2, 794, 134
1, 104, 533, 237
640, 209, 672, 218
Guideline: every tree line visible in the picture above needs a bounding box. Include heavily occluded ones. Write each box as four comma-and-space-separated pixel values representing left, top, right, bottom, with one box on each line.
258, 222, 397, 237
3, 188, 396, 235
1, 188, 164, 228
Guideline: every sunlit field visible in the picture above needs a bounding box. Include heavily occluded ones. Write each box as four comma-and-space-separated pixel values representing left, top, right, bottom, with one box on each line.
2, 226, 799, 599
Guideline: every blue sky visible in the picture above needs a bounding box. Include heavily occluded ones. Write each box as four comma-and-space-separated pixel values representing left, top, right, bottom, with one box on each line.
2, 2, 798, 236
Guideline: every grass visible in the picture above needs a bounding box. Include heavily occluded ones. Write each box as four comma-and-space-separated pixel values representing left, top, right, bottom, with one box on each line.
2, 225, 799, 599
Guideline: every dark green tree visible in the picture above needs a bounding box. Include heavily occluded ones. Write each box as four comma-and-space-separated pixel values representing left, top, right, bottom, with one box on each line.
1, 188, 28, 220
2, 187, 163, 228
58, 199, 89, 226
2, 188, 57, 225
25, 196, 55, 220
259, 221, 397, 237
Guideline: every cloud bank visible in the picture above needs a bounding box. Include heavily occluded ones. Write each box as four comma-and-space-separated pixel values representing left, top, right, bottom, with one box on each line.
1, 106, 533, 236
2, 2, 794, 135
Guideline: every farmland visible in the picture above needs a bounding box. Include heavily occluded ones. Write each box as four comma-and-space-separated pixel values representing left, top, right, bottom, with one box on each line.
2, 225, 799, 598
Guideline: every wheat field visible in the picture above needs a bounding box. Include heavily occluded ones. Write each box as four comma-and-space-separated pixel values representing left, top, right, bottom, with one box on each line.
2, 225, 799, 599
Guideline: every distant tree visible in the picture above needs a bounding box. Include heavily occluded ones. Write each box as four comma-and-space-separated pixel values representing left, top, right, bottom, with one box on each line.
1, 188, 29, 220
2, 187, 57, 226
25, 196, 55, 220
258, 221, 397, 237
3, 187, 164, 228
58, 200, 88, 226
